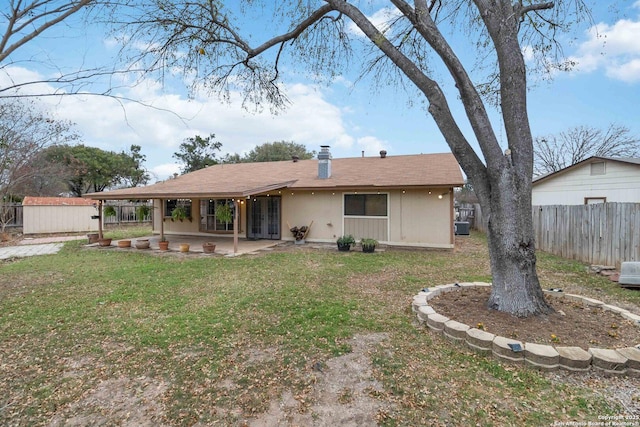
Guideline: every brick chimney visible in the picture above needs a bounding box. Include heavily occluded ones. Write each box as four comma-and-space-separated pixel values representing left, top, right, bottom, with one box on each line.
318, 145, 332, 179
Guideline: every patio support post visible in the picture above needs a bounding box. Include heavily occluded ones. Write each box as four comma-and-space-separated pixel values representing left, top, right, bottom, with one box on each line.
159, 199, 165, 240
233, 199, 239, 254
98, 200, 104, 239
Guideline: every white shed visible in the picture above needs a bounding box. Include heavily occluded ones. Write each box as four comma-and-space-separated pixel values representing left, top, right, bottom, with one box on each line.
532, 157, 640, 206
23, 197, 99, 234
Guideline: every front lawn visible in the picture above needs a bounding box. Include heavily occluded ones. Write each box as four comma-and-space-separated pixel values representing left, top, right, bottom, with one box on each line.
0, 232, 636, 426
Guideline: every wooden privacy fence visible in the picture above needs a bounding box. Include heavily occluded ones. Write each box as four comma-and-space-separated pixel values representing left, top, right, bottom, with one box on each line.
472, 203, 640, 268
0, 203, 23, 228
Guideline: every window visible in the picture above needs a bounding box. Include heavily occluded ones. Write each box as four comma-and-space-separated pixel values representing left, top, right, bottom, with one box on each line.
165, 199, 192, 217
344, 194, 387, 216
590, 161, 606, 175
585, 197, 606, 204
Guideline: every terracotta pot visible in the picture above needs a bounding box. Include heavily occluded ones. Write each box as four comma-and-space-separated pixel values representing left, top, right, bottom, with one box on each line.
159, 241, 169, 251
87, 233, 99, 244
98, 238, 112, 247
179, 243, 190, 253
202, 242, 216, 254
117, 239, 131, 248
135, 239, 150, 249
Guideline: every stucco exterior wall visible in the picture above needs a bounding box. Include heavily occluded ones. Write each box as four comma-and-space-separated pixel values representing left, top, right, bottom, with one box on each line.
388, 189, 453, 247
23, 206, 99, 234
283, 189, 454, 248
533, 161, 640, 205
281, 191, 343, 242
149, 189, 454, 248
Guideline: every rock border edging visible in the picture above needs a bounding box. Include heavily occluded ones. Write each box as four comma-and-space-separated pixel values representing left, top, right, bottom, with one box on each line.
412, 282, 640, 376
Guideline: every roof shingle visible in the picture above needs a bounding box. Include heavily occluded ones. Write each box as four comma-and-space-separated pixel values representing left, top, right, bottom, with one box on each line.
85, 152, 464, 199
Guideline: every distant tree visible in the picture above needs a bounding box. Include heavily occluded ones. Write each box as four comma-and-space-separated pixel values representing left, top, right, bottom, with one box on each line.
455, 180, 478, 205
0, 98, 77, 231
173, 134, 222, 174
242, 141, 316, 163
120, 144, 150, 187
44, 144, 149, 196
534, 124, 640, 176
220, 152, 242, 164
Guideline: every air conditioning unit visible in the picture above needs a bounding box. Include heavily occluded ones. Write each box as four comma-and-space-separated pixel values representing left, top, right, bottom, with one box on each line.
454, 221, 470, 236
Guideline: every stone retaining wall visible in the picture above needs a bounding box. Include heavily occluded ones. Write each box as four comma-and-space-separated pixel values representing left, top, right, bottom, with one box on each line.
412, 282, 640, 376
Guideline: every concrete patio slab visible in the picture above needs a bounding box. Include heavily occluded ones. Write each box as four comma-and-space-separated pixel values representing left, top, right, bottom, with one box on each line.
0, 243, 64, 260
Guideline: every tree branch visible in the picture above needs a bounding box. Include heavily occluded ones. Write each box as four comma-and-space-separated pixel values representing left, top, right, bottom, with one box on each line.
517, 1, 554, 18
0, 0, 96, 64
246, 4, 337, 58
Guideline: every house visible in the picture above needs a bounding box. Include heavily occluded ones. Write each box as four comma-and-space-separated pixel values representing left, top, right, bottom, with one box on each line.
85, 147, 464, 249
532, 157, 640, 205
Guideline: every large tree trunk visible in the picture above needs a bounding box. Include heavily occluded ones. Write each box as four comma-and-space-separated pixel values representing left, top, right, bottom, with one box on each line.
483, 183, 553, 317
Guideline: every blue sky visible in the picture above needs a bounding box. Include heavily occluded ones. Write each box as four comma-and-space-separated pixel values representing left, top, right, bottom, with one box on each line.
2, 1, 640, 181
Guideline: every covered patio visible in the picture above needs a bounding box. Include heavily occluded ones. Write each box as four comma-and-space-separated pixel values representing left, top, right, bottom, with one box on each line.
112, 235, 284, 257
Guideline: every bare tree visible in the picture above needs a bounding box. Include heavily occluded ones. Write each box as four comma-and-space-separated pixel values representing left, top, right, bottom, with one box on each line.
534, 124, 640, 176
0, 98, 78, 231
114, 0, 597, 317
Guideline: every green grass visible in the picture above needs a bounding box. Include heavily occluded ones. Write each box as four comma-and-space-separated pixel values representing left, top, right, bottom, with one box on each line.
0, 231, 635, 425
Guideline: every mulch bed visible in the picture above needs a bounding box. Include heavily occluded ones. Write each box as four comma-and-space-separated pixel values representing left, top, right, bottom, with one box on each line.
428, 286, 640, 350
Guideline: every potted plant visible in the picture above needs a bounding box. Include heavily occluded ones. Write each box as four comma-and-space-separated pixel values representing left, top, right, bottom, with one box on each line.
171, 205, 189, 222
360, 238, 378, 253
158, 236, 169, 251
136, 204, 151, 221
202, 242, 216, 253
216, 203, 233, 224
336, 234, 355, 252
103, 205, 117, 218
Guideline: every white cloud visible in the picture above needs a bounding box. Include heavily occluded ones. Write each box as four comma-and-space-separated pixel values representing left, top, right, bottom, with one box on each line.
356, 136, 386, 156
605, 57, 640, 82
570, 16, 640, 82
1, 66, 358, 180
348, 7, 402, 38
150, 163, 182, 182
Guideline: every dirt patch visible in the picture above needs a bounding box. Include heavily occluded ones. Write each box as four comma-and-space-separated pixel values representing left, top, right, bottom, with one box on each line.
248, 333, 393, 427
429, 286, 640, 349
49, 376, 168, 427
